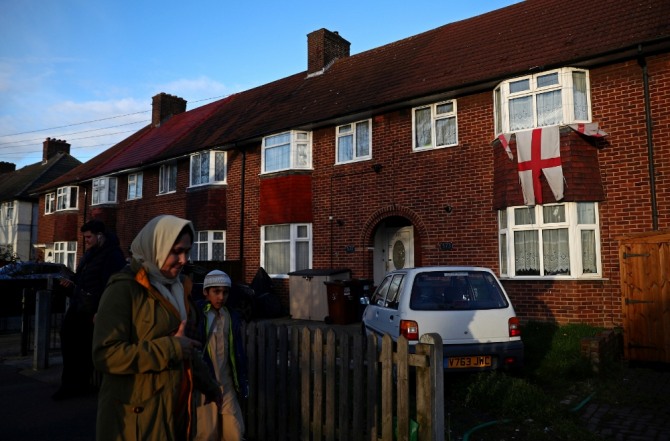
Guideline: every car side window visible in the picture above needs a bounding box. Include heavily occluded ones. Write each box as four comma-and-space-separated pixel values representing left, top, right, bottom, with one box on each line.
385, 275, 404, 310
371, 276, 392, 306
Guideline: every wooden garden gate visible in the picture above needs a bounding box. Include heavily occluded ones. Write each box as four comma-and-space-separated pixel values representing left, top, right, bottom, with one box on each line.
618, 230, 670, 363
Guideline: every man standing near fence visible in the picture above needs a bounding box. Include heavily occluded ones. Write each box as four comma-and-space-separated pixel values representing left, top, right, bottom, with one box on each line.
52, 219, 126, 401
195, 270, 249, 441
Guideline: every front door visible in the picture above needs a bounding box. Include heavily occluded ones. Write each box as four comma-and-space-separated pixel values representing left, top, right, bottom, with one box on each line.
387, 226, 414, 271
373, 223, 415, 286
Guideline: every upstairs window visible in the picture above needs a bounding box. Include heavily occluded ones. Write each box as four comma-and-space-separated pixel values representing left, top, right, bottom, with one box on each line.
127, 173, 143, 200
262, 131, 311, 173
159, 163, 178, 194
45, 193, 55, 214
494, 68, 589, 134
193, 230, 226, 261
190, 150, 227, 186
56, 186, 78, 211
412, 100, 458, 150
336, 120, 371, 164
92, 177, 117, 205
498, 202, 600, 279
261, 223, 312, 277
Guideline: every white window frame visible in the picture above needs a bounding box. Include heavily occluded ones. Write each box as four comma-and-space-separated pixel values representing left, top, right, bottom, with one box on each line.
336, 119, 372, 164
260, 223, 312, 277
3, 201, 13, 222
261, 131, 312, 174
193, 230, 226, 261
494, 67, 590, 135
45, 193, 55, 214
412, 100, 458, 151
127, 173, 143, 200
92, 177, 118, 205
498, 202, 601, 279
159, 162, 178, 194
56, 186, 78, 211
190, 150, 227, 187
54, 241, 77, 270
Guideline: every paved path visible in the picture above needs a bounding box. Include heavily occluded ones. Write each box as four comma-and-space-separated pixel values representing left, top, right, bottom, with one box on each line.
578, 362, 670, 441
0, 333, 97, 441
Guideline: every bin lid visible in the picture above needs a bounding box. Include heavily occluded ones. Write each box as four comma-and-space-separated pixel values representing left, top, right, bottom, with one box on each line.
288, 268, 350, 277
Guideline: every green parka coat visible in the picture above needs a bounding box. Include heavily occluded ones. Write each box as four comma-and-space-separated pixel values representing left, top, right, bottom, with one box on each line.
92, 264, 220, 441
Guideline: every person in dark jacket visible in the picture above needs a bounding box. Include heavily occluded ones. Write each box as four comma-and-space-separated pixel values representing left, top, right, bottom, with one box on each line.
52, 219, 126, 401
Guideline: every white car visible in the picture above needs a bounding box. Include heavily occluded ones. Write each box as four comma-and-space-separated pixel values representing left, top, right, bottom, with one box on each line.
362, 266, 523, 371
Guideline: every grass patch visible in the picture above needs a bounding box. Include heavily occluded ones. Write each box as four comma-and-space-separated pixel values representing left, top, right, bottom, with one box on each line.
444, 321, 621, 441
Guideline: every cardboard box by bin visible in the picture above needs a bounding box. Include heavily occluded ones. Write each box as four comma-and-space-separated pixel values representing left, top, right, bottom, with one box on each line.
288, 269, 350, 321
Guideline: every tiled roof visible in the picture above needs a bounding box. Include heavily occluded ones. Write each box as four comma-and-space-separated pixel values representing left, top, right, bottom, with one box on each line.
42, 0, 670, 188
0, 153, 82, 200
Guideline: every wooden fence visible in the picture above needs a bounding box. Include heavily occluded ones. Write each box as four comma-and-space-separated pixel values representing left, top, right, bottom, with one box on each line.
242, 322, 444, 441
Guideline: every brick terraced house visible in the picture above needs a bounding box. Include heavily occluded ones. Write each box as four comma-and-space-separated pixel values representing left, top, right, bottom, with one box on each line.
35, 0, 670, 330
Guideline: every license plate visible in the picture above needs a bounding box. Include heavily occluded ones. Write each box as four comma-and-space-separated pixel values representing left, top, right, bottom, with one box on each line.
447, 355, 492, 369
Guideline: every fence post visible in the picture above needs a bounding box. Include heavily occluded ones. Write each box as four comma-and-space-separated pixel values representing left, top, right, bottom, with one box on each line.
396, 336, 410, 441
33, 282, 52, 370
20, 288, 31, 356
417, 333, 444, 441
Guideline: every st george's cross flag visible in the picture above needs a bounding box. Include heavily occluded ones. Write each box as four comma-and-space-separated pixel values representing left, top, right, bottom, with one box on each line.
516, 126, 563, 205
568, 123, 607, 137
497, 133, 514, 160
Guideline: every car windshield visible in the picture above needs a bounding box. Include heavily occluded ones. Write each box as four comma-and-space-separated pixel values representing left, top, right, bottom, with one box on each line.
409, 271, 509, 310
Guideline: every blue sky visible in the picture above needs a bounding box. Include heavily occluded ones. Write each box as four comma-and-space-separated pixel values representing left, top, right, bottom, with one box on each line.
0, 0, 519, 169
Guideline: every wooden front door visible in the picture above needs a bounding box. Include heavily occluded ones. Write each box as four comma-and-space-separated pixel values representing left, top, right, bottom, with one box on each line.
618, 230, 670, 363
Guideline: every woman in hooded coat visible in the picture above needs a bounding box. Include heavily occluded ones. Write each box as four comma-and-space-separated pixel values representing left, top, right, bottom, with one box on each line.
92, 215, 221, 441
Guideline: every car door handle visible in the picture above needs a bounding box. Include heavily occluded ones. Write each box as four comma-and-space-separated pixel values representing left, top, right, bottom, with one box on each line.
389, 315, 394, 321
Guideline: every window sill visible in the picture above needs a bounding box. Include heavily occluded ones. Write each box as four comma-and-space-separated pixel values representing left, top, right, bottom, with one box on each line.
499, 276, 608, 282
186, 183, 227, 192
411, 144, 458, 153
335, 157, 371, 166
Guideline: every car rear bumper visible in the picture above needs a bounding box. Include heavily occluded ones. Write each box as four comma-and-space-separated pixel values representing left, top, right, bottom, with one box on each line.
441, 340, 524, 371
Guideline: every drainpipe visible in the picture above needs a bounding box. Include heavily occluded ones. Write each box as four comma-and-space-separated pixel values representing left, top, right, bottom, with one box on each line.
82, 187, 89, 253
637, 45, 659, 231
239, 147, 246, 264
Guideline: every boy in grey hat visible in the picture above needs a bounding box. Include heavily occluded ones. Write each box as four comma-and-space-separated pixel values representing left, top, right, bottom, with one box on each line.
195, 270, 248, 441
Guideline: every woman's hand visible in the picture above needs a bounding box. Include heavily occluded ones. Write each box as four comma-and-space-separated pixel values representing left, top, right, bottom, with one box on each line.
173, 320, 202, 359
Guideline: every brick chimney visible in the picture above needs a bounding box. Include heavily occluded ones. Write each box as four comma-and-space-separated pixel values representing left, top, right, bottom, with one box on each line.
307, 29, 350, 74
0, 161, 16, 174
43, 138, 71, 162
152, 93, 187, 128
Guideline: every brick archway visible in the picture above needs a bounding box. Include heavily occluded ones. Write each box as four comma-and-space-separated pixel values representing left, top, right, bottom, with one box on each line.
360, 204, 428, 277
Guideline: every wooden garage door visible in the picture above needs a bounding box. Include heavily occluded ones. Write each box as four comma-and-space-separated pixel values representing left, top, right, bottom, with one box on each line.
618, 231, 670, 363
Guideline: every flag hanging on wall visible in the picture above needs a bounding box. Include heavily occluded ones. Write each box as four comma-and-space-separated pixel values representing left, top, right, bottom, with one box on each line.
516, 126, 563, 205
568, 123, 607, 137
497, 133, 514, 160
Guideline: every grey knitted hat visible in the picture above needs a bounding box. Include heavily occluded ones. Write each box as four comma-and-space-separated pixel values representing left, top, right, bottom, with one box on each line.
203, 270, 232, 289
